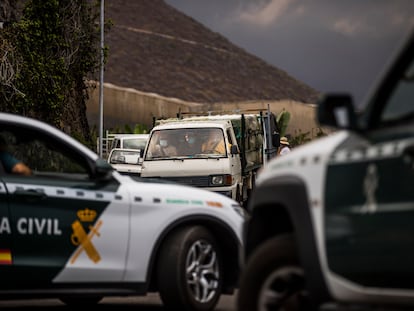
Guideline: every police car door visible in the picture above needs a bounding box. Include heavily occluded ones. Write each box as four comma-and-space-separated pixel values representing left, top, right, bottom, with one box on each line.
324, 45, 414, 289
0, 126, 129, 286
0, 166, 12, 270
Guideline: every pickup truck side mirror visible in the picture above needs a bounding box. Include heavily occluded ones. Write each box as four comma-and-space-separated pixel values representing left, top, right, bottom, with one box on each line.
317, 93, 357, 130
230, 144, 239, 154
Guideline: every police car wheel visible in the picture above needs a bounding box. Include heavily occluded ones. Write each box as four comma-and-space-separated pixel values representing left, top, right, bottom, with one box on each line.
59, 296, 103, 306
156, 225, 222, 311
237, 234, 315, 311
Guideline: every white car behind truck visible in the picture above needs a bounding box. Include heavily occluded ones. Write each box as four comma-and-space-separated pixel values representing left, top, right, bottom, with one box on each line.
140, 113, 279, 206
110, 133, 149, 157
107, 148, 143, 176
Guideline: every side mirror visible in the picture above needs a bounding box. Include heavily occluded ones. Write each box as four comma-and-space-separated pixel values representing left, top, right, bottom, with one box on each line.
317, 93, 357, 129
94, 158, 113, 180
230, 144, 239, 154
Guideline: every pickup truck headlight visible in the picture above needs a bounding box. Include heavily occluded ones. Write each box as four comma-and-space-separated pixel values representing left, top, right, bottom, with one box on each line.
210, 174, 232, 186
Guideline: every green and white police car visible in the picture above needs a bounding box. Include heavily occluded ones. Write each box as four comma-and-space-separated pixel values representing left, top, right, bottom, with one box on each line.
0, 112, 245, 311
237, 29, 414, 310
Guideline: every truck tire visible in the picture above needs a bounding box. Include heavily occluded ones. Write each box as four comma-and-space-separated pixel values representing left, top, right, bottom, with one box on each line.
237, 234, 315, 311
156, 225, 222, 311
236, 185, 242, 205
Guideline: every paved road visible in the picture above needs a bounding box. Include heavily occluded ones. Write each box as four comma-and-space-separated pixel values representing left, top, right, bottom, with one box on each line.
0, 293, 237, 311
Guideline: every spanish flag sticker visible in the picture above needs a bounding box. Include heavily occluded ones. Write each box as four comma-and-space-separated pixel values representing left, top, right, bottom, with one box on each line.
0, 249, 12, 265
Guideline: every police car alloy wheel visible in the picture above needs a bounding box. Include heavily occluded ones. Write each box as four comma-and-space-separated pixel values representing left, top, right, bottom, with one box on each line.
156, 225, 222, 311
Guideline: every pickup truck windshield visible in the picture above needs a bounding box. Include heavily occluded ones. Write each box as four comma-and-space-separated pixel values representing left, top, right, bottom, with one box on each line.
145, 128, 227, 160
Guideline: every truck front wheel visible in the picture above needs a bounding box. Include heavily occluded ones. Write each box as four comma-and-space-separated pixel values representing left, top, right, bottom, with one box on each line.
237, 234, 315, 311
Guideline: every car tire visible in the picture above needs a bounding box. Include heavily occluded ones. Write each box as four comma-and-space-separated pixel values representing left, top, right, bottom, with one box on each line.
237, 234, 315, 311
156, 225, 222, 311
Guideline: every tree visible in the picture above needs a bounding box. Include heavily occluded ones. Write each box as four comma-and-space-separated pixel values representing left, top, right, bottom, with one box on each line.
276, 109, 291, 138
0, 0, 104, 146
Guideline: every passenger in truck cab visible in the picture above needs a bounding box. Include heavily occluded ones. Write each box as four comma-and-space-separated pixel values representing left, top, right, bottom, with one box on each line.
201, 129, 226, 155
180, 131, 200, 155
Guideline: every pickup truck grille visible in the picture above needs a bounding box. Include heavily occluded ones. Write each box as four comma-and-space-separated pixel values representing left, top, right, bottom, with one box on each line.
161, 176, 209, 187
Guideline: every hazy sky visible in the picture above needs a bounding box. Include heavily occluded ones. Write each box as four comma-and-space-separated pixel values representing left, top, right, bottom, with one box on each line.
165, 0, 414, 108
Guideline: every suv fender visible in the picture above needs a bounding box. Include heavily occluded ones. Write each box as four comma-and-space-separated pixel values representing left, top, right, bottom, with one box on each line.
245, 174, 331, 305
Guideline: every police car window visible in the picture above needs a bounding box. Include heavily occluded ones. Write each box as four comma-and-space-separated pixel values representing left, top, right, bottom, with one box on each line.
1, 130, 88, 177
25, 140, 87, 175
381, 57, 414, 123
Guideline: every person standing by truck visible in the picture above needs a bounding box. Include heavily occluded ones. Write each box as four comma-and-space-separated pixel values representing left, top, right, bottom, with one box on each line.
278, 136, 291, 156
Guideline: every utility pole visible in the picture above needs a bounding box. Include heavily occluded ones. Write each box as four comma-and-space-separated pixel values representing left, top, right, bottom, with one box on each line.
98, 0, 105, 158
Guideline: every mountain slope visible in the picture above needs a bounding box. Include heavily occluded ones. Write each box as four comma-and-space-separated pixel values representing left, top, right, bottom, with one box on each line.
105, 0, 320, 104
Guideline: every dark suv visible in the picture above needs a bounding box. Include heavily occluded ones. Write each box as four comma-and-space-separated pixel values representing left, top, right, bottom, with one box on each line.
237, 28, 414, 311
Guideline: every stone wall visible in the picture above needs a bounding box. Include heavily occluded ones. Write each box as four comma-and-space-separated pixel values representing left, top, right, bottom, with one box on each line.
87, 82, 326, 138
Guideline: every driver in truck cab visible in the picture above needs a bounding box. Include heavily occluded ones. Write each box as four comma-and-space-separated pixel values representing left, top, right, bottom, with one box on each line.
148, 131, 177, 157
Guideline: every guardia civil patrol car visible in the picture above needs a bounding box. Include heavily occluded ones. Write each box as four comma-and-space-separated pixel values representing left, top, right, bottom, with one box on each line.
237, 29, 414, 311
0, 112, 245, 311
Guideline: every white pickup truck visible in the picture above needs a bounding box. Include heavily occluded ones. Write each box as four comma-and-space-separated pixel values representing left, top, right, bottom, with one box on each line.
140, 113, 279, 206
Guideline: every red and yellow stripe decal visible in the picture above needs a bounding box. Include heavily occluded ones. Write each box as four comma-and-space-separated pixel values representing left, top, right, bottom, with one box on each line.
0, 249, 12, 265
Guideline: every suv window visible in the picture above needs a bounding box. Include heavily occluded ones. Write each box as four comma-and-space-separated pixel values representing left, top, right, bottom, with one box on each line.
382, 57, 414, 123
